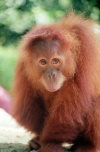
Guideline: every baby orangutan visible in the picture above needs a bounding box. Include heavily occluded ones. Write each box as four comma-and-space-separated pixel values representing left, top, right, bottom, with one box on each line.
12, 13, 100, 152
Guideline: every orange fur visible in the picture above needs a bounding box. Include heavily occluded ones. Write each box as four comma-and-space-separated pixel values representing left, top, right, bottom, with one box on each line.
12, 13, 100, 152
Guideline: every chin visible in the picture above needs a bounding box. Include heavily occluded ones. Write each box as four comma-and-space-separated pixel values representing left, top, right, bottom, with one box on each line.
45, 84, 62, 93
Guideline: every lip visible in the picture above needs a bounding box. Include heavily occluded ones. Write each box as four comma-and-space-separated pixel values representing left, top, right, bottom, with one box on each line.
46, 87, 59, 92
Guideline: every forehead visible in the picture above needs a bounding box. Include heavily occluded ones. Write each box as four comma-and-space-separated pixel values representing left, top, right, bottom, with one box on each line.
33, 38, 64, 58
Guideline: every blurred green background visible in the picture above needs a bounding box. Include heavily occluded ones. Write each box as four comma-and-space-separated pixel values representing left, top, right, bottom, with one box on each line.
0, 0, 100, 91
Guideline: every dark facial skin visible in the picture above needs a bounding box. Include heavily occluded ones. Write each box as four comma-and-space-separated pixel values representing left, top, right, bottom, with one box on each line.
33, 39, 66, 92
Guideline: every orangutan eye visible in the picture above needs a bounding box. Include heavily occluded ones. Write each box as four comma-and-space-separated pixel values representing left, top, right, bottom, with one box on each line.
52, 58, 61, 64
39, 59, 47, 65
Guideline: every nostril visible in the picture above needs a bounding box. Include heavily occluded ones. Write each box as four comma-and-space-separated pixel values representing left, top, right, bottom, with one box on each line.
52, 72, 56, 78
48, 72, 56, 79
47, 69, 56, 79
48, 74, 52, 79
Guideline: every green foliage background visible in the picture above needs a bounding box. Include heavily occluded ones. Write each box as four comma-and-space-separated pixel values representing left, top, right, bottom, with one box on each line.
0, 0, 100, 91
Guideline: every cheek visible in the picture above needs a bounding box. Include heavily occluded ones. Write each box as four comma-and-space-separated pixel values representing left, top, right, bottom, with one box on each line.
26, 62, 42, 82
56, 73, 66, 88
